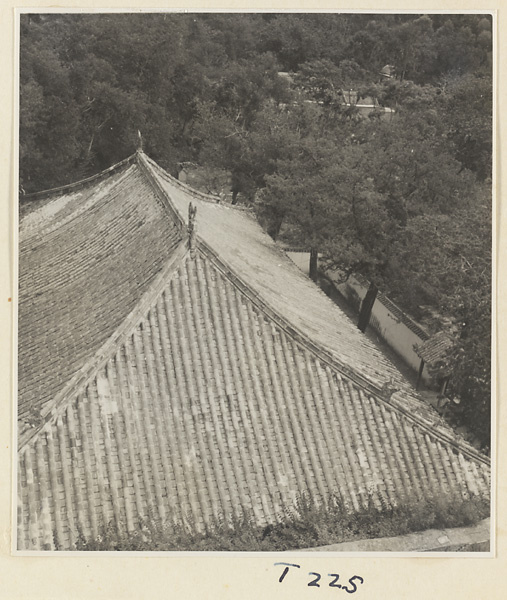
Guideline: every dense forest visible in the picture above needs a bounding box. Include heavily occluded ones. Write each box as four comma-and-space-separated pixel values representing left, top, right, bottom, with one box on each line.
19, 13, 493, 447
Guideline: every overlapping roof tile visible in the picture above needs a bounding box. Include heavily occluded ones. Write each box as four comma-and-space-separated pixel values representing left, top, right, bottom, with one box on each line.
18, 159, 182, 443
17, 151, 490, 550
416, 331, 455, 366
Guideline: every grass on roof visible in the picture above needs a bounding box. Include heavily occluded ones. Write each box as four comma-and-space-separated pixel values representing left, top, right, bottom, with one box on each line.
73, 490, 489, 552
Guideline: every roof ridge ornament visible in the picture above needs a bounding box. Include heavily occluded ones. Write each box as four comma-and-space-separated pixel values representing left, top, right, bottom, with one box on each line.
137, 130, 143, 152
188, 202, 197, 258
380, 376, 399, 400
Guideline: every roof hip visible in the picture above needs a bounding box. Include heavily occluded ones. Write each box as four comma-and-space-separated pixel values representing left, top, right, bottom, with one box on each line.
135, 150, 186, 230
195, 239, 490, 468
22, 153, 138, 201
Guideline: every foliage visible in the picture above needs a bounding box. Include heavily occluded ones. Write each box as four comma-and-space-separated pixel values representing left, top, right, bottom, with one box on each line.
385, 195, 491, 447
20, 13, 492, 190
75, 490, 489, 551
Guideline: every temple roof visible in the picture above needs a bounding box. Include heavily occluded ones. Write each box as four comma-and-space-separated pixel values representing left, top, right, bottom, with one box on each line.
18, 157, 182, 438
17, 151, 490, 551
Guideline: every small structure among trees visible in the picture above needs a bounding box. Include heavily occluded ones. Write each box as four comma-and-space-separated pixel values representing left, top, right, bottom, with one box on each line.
415, 331, 455, 392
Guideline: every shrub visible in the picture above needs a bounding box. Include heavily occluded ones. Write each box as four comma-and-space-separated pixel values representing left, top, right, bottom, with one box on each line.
75, 489, 489, 552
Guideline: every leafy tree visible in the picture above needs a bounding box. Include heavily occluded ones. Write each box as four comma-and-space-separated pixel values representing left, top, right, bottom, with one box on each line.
386, 15, 437, 82
258, 14, 323, 71
438, 73, 492, 181
256, 104, 394, 282
189, 63, 292, 202
434, 18, 489, 76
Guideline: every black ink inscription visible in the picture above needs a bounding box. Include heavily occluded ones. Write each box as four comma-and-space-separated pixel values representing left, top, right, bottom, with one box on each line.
275, 563, 363, 593
275, 562, 300, 583
343, 575, 364, 594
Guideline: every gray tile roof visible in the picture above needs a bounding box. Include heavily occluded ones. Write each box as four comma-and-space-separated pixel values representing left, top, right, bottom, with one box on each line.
18, 161, 182, 442
17, 152, 490, 550
416, 331, 455, 366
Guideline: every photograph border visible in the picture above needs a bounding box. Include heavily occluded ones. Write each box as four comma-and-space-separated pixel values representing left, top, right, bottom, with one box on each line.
3, 6, 504, 599
12, 6, 497, 558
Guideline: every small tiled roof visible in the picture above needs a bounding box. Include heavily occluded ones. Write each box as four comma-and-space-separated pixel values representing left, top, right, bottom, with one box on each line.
416, 332, 455, 366
17, 151, 490, 550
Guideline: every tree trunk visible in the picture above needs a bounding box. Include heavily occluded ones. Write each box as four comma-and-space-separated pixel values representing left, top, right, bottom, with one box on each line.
416, 359, 425, 391
357, 281, 378, 333
309, 248, 319, 282
266, 213, 285, 240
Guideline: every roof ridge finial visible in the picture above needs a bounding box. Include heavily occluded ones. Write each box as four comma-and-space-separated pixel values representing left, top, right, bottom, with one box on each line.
137, 130, 143, 152
188, 202, 197, 258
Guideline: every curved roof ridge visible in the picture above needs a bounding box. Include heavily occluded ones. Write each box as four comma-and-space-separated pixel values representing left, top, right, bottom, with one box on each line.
22, 152, 138, 201
139, 153, 488, 467
195, 240, 490, 468
142, 152, 253, 213
135, 151, 186, 229
18, 240, 189, 451
20, 163, 137, 241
